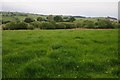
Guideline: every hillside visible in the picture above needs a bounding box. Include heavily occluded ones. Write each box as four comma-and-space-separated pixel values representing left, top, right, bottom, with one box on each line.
1, 11, 117, 24
0, 11, 118, 30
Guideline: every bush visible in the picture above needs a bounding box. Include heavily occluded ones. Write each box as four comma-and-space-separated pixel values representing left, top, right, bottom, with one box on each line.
37, 17, 43, 22
2, 20, 11, 24
63, 23, 77, 29
24, 17, 35, 23
82, 20, 95, 28
4, 22, 28, 30
54, 16, 63, 22
30, 21, 42, 29
76, 22, 82, 28
15, 22, 28, 30
112, 22, 118, 29
47, 15, 54, 22
42, 22, 55, 29
118, 23, 120, 29
27, 25, 34, 30
4, 22, 16, 30
96, 19, 114, 29
55, 23, 66, 29
2, 25, 6, 30
68, 17, 76, 22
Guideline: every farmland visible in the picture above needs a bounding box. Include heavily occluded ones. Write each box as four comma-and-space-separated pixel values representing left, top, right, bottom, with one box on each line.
1, 11, 118, 30
2, 29, 119, 78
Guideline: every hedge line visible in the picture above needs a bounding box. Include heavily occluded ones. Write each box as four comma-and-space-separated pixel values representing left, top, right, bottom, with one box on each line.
3, 19, 118, 30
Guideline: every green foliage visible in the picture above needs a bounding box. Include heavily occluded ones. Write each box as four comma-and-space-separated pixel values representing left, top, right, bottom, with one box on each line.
3, 22, 16, 30
55, 23, 66, 29
15, 22, 28, 30
30, 21, 42, 29
24, 17, 35, 23
37, 17, 43, 22
63, 17, 69, 22
27, 25, 34, 30
54, 16, 63, 22
118, 23, 120, 28
47, 15, 54, 22
76, 22, 82, 28
82, 20, 95, 28
111, 22, 118, 29
14, 17, 20, 22
3, 22, 28, 30
68, 17, 76, 22
2, 12, 118, 29
42, 22, 55, 29
63, 23, 76, 29
96, 19, 114, 29
2, 20, 11, 24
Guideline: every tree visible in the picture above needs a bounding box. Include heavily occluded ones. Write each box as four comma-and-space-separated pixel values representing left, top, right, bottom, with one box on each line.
24, 17, 35, 23
37, 17, 43, 22
63, 17, 69, 22
54, 16, 63, 22
68, 17, 76, 22
14, 17, 20, 22
47, 15, 54, 22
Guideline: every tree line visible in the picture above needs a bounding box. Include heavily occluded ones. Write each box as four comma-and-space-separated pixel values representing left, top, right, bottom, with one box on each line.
2, 15, 118, 30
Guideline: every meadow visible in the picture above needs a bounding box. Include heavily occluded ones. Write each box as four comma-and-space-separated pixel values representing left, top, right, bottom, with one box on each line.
2, 29, 119, 78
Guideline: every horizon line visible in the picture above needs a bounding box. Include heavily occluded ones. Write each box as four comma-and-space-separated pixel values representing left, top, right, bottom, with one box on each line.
1, 11, 118, 19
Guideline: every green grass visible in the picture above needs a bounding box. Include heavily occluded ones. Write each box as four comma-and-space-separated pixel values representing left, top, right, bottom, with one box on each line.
2, 30, 119, 78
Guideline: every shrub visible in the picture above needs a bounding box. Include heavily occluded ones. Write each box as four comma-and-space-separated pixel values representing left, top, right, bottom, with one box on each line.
30, 21, 42, 29
2, 20, 11, 24
2, 25, 6, 30
27, 25, 34, 30
42, 22, 55, 29
15, 22, 28, 30
63, 23, 77, 29
4, 22, 16, 30
14, 18, 20, 22
96, 19, 114, 29
4, 22, 28, 30
82, 20, 95, 28
55, 23, 66, 29
118, 23, 120, 29
76, 22, 82, 28
47, 15, 54, 22
24, 17, 35, 23
111, 22, 118, 29
54, 16, 63, 22
68, 17, 76, 22
37, 17, 43, 22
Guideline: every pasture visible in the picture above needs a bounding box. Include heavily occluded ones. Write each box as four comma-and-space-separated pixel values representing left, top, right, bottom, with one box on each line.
2, 29, 119, 78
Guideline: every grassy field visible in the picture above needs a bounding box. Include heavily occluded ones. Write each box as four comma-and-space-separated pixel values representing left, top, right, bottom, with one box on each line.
2, 30, 119, 78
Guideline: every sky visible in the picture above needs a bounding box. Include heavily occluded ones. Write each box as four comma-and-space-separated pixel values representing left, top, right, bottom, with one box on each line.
1, 0, 119, 18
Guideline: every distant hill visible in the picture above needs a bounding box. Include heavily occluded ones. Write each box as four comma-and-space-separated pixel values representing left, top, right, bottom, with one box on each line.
0, 11, 118, 25
73, 16, 86, 18
107, 16, 117, 20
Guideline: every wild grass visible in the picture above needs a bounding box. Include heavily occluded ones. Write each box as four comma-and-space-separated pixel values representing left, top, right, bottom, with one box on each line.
2, 29, 119, 78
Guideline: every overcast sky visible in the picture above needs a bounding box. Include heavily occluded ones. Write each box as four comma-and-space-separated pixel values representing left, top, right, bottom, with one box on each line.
1, 0, 119, 18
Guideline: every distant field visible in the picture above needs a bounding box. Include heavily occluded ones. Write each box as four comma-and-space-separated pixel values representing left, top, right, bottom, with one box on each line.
3, 30, 119, 78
